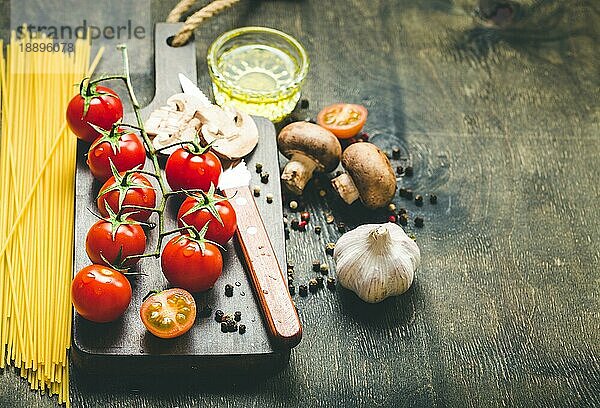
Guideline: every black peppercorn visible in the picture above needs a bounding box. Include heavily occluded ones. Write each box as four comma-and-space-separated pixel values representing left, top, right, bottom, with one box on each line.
326, 277, 336, 290
404, 189, 413, 199
260, 172, 269, 183
300, 99, 309, 109
415, 195, 423, 206
319, 263, 329, 274
325, 214, 335, 224
224, 284, 234, 297
414, 216, 424, 228
399, 187, 407, 198
291, 218, 299, 230
399, 213, 409, 226
288, 283, 296, 295
392, 146, 400, 159
266, 193, 273, 203
312, 260, 321, 272
215, 310, 224, 323
429, 194, 438, 204
308, 278, 318, 293
337, 222, 346, 233
404, 166, 413, 176
221, 322, 228, 333
398, 207, 407, 216
255, 162, 263, 173
325, 242, 336, 255
234, 311, 242, 322
299, 285, 308, 297
396, 165, 404, 176
239, 324, 246, 334
315, 225, 322, 234
226, 319, 237, 332
315, 276, 324, 287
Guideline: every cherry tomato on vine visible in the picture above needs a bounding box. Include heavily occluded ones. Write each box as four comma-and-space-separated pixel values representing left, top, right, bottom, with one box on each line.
85, 216, 146, 269
165, 146, 222, 192
66, 84, 123, 143
97, 170, 156, 222
140, 289, 196, 339
161, 229, 223, 293
71, 265, 132, 323
317, 103, 368, 139
177, 185, 237, 246
87, 127, 146, 183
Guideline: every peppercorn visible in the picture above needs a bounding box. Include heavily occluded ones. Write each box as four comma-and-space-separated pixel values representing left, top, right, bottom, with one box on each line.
221, 322, 228, 333
315, 276, 324, 287
337, 222, 346, 232
238, 324, 246, 334
404, 166, 414, 176
234, 311, 242, 322
253, 186, 261, 197
399, 187, 407, 198
429, 194, 438, 204
299, 285, 308, 297
414, 216, 424, 228
260, 172, 269, 183
266, 193, 273, 203
359, 132, 369, 142
255, 162, 263, 173
215, 309, 224, 323
388, 203, 397, 213
392, 146, 400, 159
399, 213, 409, 226
315, 225, 322, 235
288, 283, 296, 295
224, 284, 234, 297
298, 220, 307, 231
300, 211, 310, 222
396, 165, 404, 176
319, 189, 327, 197
227, 320, 237, 332
398, 207, 407, 216
300, 99, 309, 109
320, 263, 329, 274
325, 242, 335, 255
290, 218, 299, 230
415, 195, 423, 206
308, 278, 318, 293
326, 277, 336, 290
312, 260, 321, 272
404, 189, 413, 199
388, 215, 397, 223
289, 200, 298, 210
325, 214, 334, 224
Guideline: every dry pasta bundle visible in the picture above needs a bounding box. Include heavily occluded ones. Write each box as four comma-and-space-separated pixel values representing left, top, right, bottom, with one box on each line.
0, 30, 102, 405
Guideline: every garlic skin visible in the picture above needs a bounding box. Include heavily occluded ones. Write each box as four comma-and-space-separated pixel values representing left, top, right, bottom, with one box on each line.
334, 223, 420, 303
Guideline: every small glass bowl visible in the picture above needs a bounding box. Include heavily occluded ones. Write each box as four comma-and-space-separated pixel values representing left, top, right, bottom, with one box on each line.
207, 27, 309, 122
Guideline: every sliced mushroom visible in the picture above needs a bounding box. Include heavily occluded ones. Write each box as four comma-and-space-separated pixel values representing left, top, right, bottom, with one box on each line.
196, 105, 259, 160
331, 142, 396, 209
278, 122, 342, 195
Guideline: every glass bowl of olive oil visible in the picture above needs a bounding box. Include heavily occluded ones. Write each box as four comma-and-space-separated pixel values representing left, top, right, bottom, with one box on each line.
207, 27, 309, 122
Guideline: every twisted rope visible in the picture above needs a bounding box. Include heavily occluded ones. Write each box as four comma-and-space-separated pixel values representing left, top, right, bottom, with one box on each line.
168, 0, 242, 47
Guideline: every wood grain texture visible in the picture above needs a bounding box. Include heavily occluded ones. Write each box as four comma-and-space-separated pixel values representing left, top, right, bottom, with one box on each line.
0, 0, 599, 407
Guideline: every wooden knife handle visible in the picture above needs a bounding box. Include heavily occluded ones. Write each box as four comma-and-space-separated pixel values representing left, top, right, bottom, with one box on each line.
224, 186, 302, 348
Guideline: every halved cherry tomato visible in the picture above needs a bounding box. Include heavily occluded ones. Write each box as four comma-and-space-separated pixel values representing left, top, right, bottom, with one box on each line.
165, 147, 222, 192
71, 265, 132, 323
140, 289, 196, 339
317, 103, 368, 139
66, 84, 123, 143
97, 171, 156, 222
85, 217, 146, 268
87, 127, 146, 183
177, 185, 237, 246
161, 233, 223, 293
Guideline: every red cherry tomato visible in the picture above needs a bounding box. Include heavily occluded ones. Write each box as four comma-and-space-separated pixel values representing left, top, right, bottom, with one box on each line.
177, 192, 237, 246
161, 234, 223, 293
66, 85, 123, 143
87, 129, 146, 183
317, 103, 368, 139
140, 289, 196, 339
165, 147, 222, 192
97, 172, 156, 222
71, 265, 132, 323
85, 218, 146, 268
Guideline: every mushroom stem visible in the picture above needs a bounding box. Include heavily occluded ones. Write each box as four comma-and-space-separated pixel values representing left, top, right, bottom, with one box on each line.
331, 173, 360, 204
281, 154, 319, 195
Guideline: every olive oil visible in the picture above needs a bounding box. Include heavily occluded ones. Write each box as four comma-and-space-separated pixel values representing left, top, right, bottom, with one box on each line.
212, 44, 301, 121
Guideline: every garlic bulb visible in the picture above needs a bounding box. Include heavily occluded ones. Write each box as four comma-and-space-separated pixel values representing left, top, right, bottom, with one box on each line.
334, 222, 420, 303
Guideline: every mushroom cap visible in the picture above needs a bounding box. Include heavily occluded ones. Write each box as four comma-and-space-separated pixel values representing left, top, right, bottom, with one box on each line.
342, 142, 396, 208
277, 122, 341, 172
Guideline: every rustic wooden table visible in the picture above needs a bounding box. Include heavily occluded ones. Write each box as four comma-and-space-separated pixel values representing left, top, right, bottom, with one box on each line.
1, 0, 598, 407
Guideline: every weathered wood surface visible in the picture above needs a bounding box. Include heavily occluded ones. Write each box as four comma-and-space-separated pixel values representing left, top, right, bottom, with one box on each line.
1, 0, 599, 407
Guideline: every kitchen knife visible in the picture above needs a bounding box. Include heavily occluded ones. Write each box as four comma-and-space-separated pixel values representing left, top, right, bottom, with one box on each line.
178, 74, 302, 348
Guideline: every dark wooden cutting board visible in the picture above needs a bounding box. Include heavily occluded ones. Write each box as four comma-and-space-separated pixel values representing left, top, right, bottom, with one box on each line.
71, 24, 289, 375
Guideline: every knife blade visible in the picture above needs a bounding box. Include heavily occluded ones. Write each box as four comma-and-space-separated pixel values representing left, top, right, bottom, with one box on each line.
180, 74, 302, 348
178, 72, 212, 107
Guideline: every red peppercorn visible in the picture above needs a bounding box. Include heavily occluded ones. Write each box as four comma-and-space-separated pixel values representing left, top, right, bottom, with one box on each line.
388, 215, 397, 223
298, 220, 307, 231
300, 211, 310, 222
